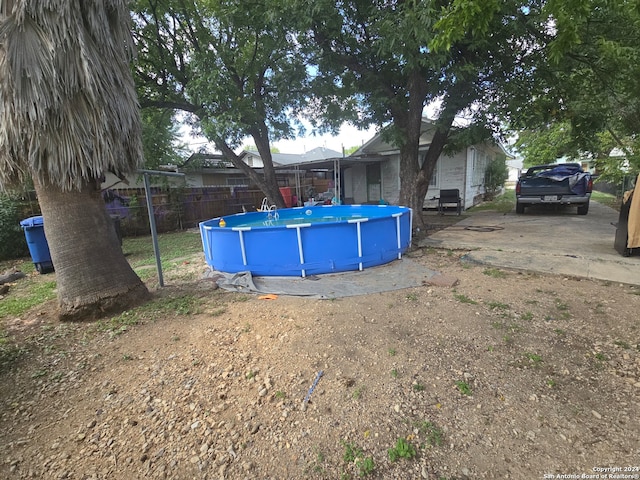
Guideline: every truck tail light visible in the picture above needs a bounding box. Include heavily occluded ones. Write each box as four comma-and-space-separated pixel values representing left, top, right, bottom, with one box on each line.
587, 177, 593, 193
515, 182, 521, 195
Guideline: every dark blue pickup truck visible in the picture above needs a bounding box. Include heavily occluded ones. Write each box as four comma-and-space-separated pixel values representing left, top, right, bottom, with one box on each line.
515, 163, 593, 215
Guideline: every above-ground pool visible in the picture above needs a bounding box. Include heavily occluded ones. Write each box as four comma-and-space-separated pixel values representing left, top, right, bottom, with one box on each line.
199, 204, 412, 277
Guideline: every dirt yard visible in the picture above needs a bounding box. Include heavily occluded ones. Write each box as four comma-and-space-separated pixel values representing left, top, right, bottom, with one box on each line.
1, 243, 639, 479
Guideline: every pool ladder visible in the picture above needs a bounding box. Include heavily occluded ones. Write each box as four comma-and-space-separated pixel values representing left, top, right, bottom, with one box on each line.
260, 197, 279, 223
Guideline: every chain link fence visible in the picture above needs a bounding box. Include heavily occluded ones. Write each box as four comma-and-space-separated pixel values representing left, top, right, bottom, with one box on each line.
103, 186, 266, 237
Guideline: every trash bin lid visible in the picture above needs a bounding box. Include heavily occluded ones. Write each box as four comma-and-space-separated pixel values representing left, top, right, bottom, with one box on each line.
20, 215, 44, 228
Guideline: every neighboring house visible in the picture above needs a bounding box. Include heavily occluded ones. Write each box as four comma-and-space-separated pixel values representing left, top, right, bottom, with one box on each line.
101, 122, 512, 212
345, 119, 513, 209
101, 147, 342, 191
506, 157, 524, 185
242, 147, 343, 169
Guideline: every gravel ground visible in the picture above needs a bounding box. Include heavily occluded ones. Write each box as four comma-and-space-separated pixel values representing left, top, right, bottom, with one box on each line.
1, 246, 639, 480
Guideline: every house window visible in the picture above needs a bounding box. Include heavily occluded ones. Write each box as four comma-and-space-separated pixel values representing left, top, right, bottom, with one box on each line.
472, 150, 488, 186
227, 176, 248, 186
429, 159, 439, 187
366, 163, 382, 202
421, 153, 438, 188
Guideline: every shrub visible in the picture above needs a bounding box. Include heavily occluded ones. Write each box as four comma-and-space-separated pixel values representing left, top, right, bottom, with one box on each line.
484, 158, 509, 200
0, 193, 29, 261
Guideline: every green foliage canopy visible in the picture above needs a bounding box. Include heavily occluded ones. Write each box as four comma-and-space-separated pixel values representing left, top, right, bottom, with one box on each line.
140, 108, 187, 170
131, 0, 311, 206
298, 0, 541, 217
508, 0, 640, 179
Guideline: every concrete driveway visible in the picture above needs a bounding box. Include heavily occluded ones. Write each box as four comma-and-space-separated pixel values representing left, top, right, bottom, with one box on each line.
419, 201, 640, 286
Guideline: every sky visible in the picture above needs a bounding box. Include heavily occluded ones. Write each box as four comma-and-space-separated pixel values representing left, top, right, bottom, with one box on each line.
180, 122, 380, 156
272, 101, 444, 154
271, 123, 379, 154
180, 102, 444, 156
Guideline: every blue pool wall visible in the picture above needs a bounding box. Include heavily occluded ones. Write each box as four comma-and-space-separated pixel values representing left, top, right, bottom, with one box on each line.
199, 204, 413, 277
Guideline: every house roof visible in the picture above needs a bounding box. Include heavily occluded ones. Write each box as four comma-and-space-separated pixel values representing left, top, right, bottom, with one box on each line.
171, 121, 514, 175
350, 117, 514, 159
243, 146, 343, 167
351, 119, 436, 156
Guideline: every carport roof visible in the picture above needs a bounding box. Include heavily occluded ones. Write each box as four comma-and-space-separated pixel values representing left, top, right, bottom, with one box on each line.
272, 153, 386, 171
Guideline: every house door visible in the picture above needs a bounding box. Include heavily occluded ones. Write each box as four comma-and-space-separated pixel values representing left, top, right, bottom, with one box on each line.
366, 163, 381, 203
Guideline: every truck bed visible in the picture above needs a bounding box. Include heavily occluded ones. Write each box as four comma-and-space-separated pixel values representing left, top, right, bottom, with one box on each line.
517, 176, 575, 197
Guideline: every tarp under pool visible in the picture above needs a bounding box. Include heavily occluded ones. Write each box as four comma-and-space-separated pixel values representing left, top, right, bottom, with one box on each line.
204, 257, 438, 299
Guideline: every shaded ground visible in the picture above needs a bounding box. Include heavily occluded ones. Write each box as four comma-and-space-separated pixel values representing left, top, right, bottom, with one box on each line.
1, 230, 639, 479
423, 201, 639, 286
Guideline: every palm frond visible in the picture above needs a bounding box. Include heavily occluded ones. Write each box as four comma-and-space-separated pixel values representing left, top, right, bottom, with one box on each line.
0, 0, 143, 191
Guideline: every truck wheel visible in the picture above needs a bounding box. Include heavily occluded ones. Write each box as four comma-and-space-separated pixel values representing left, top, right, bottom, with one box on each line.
577, 202, 589, 215
515, 202, 525, 214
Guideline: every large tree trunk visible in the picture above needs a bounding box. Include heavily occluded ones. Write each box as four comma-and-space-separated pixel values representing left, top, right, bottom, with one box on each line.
397, 104, 457, 236
251, 125, 286, 209
394, 70, 430, 233
33, 178, 149, 321
418, 119, 455, 201
216, 140, 285, 209
397, 135, 427, 232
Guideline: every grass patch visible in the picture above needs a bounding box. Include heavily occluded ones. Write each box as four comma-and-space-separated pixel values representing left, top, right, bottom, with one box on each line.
483, 268, 506, 278
2, 231, 203, 323
591, 190, 620, 210
342, 441, 375, 477
0, 280, 57, 319
416, 421, 444, 447
509, 322, 524, 332
123, 231, 203, 269
524, 352, 543, 365
352, 385, 365, 400
209, 307, 227, 317
388, 438, 417, 462
486, 301, 510, 311
468, 190, 515, 213
455, 380, 473, 396
96, 293, 202, 335
454, 293, 477, 305
554, 299, 571, 319
306, 448, 326, 476
96, 310, 140, 336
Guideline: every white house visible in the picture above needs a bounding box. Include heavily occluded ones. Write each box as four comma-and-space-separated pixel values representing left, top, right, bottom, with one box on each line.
506, 156, 524, 185
344, 119, 513, 209
101, 122, 512, 212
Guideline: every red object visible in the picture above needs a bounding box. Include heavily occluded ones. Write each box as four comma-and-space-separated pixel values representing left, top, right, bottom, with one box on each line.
279, 187, 292, 208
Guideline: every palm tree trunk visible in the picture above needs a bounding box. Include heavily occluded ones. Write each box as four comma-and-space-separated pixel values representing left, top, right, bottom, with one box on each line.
33, 178, 149, 320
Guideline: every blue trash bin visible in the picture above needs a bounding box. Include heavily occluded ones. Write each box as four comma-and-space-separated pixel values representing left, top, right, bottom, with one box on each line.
20, 216, 54, 274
